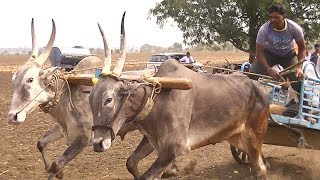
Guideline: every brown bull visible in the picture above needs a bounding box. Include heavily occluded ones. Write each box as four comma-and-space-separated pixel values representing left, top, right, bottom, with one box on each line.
90, 14, 270, 180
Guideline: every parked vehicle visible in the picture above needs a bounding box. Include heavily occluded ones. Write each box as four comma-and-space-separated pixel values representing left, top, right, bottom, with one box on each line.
49, 46, 95, 71
145, 53, 207, 73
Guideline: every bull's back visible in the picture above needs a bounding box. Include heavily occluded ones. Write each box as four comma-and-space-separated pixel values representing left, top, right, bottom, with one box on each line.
156, 60, 269, 147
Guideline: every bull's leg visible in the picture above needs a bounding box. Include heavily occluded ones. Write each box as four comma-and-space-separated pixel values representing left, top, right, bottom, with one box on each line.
227, 133, 267, 179
37, 125, 64, 172
138, 150, 176, 180
48, 136, 87, 180
127, 136, 179, 179
127, 136, 154, 179
245, 141, 267, 179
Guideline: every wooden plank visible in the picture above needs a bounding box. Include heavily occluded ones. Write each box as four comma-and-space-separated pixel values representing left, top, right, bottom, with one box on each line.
264, 124, 320, 150
145, 77, 192, 90
63, 74, 94, 86
63, 72, 192, 90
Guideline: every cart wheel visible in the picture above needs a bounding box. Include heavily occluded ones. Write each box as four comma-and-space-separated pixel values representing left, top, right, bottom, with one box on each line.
230, 145, 250, 165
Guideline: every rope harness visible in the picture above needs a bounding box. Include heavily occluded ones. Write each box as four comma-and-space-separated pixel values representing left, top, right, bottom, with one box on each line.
91, 75, 162, 140
39, 71, 75, 112
18, 68, 86, 114
38, 67, 104, 113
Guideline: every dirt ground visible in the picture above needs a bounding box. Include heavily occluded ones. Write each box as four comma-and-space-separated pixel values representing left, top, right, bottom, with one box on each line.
0, 52, 319, 180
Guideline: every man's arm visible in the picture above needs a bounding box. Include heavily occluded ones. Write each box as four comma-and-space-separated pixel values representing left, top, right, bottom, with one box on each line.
179, 56, 186, 62
294, 39, 306, 77
296, 39, 306, 63
256, 44, 270, 71
256, 43, 280, 79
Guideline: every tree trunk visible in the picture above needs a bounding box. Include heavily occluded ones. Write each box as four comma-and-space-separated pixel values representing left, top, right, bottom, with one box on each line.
247, 0, 259, 63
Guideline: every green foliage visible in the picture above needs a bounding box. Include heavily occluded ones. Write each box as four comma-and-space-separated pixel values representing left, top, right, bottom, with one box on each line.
140, 44, 165, 52
150, 0, 320, 53
167, 42, 183, 52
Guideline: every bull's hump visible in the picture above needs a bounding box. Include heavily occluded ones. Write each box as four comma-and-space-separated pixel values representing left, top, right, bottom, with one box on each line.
157, 60, 195, 76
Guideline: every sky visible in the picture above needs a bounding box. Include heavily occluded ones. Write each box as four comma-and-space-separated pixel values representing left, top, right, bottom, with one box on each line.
0, 0, 184, 49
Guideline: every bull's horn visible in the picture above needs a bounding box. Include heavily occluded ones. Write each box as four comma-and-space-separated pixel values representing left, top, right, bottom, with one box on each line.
28, 18, 39, 61
112, 11, 126, 77
36, 19, 56, 66
98, 22, 112, 75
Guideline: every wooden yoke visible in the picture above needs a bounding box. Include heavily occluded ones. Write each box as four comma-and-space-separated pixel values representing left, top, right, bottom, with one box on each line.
62, 72, 192, 90
144, 77, 192, 90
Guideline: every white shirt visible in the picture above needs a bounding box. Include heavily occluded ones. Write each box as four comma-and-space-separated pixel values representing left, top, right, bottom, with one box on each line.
179, 55, 194, 64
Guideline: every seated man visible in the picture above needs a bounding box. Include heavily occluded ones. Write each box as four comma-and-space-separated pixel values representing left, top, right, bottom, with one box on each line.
250, 4, 305, 80
179, 52, 195, 64
250, 4, 317, 123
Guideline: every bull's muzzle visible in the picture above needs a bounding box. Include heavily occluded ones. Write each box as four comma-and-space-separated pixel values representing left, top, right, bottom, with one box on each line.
92, 137, 112, 152
7, 111, 26, 125
92, 124, 115, 152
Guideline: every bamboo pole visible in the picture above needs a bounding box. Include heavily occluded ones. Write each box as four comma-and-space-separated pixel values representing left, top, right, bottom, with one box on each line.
208, 66, 273, 79
63, 73, 192, 90
279, 60, 306, 75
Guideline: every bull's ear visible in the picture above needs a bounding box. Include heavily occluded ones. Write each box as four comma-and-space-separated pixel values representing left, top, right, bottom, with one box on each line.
39, 67, 60, 79
119, 83, 142, 95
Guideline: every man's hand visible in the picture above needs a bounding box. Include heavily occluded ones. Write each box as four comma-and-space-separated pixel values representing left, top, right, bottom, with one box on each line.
295, 68, 303, 78
267, 68, 281, 80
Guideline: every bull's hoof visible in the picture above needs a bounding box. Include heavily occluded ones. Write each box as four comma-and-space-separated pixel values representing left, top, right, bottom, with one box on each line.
162, 168, 178, 178
49, 162, 58, 174
49, 162, 64, 179
56, 170, 64, 179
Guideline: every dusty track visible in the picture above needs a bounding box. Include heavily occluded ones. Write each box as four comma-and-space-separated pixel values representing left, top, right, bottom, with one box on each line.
0, 52, 319, 179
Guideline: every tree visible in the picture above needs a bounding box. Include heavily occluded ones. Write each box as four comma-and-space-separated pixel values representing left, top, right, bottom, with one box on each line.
140, 44, 153, 52
149, 0, 320, 54
140, 44, 165, 52
167, 42, 183, 52
89, 48, 95, 54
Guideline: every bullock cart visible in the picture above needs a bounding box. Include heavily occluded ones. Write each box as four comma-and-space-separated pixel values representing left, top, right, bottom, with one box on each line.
230, 61, 320, 165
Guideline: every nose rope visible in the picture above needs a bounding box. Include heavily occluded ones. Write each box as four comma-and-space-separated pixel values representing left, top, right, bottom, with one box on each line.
16, 71, 74, 115
16, 82, 52, 115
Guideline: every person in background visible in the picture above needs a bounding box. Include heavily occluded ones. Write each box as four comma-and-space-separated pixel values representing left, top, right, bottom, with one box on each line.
179, 52, 195, 64
310, 43, 320, 68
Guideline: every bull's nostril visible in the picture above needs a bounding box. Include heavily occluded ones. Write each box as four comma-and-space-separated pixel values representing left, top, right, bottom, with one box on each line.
13, 114, 18, 121
93, 142, 103, 152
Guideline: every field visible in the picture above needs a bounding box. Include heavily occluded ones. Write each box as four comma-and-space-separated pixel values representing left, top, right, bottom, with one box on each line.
0, 51, 319, 180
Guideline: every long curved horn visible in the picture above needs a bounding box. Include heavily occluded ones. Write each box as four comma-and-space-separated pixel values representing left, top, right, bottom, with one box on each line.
36, 19, 56, 66
98, 23, 112, 75
112, 11, 126, 77
28, 18, 38, 61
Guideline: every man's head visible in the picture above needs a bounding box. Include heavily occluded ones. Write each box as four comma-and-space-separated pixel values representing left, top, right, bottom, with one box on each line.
268, 4, 286, 30
186, 52, 190, 57
315, 43, 320, 53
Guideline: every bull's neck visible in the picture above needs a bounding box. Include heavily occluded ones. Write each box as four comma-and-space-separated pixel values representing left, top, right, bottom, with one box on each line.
127, 84, 154, 123
40, 78, 70, 114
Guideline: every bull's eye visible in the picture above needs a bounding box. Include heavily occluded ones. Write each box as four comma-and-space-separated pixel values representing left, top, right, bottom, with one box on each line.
26, 78, 34, 83
104, 97, 113, 105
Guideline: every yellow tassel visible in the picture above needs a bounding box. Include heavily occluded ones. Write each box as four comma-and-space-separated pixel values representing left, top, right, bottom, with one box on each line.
92, 77, 99, 86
